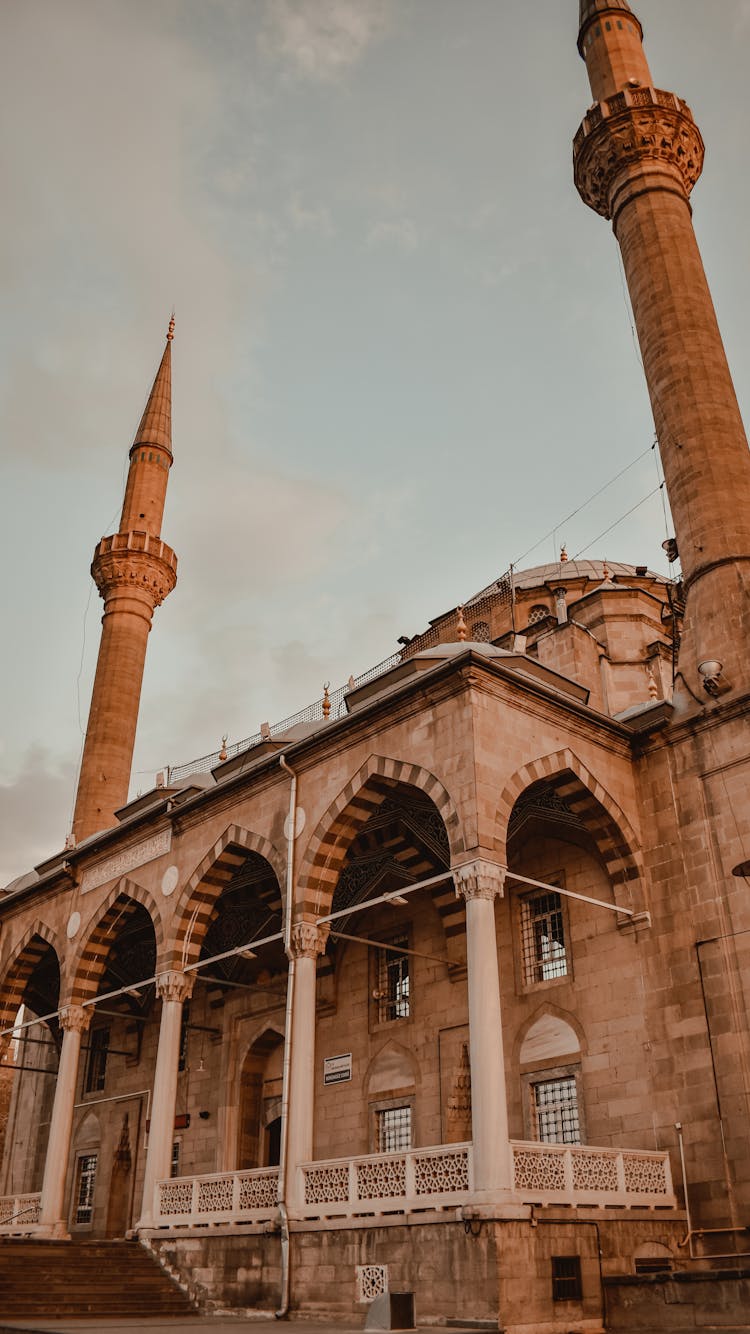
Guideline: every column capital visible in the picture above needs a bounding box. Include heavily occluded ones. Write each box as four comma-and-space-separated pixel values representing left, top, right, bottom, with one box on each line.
454, 859, 506, 903
156, 970, 195, 1004
289, 920, 329, 961
59, 1005, 91, 1034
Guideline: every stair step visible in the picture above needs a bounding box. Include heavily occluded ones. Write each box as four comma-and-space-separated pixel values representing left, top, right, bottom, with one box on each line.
0, 1239, 196, 1319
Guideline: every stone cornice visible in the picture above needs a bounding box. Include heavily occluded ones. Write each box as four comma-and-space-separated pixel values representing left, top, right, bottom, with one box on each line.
574, 86, 704, 220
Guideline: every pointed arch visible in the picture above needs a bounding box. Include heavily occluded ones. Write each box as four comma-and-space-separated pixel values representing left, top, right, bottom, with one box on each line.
297, 755, 466, 918
69, 880, 162, 1005
365, 1038, 419, 1096
496, 748, 645, 907
166, 825, 285, 972
0, 924, 60, 1033
515, 1003, 587, 1068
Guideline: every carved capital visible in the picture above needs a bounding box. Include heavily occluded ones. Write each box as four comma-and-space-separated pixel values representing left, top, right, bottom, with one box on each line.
289, 921, 329, 961
573, 87, 704, 220
92, 532, 178, 610
454, 859, 506, 903
156, 970, 195, 1005
60, 1004, 91, 1035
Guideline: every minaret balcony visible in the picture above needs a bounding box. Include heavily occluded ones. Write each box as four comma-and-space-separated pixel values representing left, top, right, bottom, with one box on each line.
91, 530, 178, 609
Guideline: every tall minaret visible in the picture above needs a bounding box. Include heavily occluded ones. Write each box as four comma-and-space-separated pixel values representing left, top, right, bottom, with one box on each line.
72, 321, 178, 842
574, 1, 750, 708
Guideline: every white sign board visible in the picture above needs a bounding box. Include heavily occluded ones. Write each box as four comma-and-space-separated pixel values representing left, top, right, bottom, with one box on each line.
323, 1052, 352, 1085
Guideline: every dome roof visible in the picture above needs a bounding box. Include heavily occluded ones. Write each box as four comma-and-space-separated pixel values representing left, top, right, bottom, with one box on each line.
466, 560, 664, 606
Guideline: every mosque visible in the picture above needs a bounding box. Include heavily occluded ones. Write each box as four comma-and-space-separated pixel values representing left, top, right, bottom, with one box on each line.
1, 4, 749, 1330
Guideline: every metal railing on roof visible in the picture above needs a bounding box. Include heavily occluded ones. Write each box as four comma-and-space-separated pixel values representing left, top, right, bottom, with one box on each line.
165, 568, 518, 785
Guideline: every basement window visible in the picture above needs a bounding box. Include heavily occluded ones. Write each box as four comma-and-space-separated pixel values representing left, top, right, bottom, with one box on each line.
551, 1256, 582, 1302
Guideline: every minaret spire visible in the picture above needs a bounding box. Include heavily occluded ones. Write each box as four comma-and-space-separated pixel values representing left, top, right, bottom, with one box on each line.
573, 2, 750, 708
72, 319, 179, 843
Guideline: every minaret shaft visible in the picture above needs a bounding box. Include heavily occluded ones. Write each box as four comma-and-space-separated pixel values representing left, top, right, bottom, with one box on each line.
72, 328, 177, 843
574, 9, 750, 706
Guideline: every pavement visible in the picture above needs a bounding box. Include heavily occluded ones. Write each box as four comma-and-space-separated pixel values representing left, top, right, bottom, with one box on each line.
0, 1323, 484, 1334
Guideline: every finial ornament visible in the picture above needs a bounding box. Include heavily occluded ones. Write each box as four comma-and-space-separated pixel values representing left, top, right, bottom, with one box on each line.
560, 544, 568, 562
456, 606, 468, 642
322, 683, 331, 720
602, 558, 610, 580
167, 313, 175, 342
219, 735, 228, 762
646, 665, 659, 700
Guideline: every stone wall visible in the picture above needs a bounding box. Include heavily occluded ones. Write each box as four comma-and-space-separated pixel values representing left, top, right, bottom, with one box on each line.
605, 1269, 750, 1331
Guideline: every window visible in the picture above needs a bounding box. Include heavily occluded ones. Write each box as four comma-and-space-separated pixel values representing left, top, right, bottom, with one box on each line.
527, 603, 551, 626
377, 1105, 412, 1153
551, 1256, 582, 1302
521, 890, 568, 984
532, 1075, 580, 1144
376, 937, 410, 1023
74, 1153, 98, 1225
170, 1140, 181, 1178
178, 1003, 190, 1072
84, 1027, 109, 1093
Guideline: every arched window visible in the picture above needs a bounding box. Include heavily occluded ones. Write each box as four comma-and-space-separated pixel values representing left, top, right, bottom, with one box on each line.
527, 603, 551, 626
519, 1015, 584, 1145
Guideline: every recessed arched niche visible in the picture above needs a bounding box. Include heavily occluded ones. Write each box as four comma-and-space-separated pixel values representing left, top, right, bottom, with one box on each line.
519, 1014, 580, 1067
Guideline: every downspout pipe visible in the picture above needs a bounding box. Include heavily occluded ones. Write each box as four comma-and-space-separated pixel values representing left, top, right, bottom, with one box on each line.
276, 753, 297, 1319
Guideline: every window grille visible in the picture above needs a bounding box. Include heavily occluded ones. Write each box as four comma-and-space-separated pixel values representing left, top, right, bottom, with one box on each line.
527, 603, 551, 626
551, 1256, 582, 1301
533, 1075, 580, 1144
356, 1265, 389, 1302
84, 1027, 109, 1093
377, 937, 410, 1022
74, 1153, 98, 1225
377, 1105, 412, 1153
170, 1140, 181, 1178
521, 890, 567, 983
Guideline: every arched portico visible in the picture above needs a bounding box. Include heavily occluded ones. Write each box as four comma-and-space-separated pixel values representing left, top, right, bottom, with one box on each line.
496, 749, 646, 911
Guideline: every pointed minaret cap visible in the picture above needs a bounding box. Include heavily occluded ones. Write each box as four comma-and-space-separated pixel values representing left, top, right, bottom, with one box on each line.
578, 0, 642, 56
131, 316, 174, 456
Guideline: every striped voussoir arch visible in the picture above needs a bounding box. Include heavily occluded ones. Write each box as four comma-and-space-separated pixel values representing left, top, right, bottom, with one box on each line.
496, 748, 645, 903
0, 921, 59, 1033
168, 826, 285, 971
296, 755, 465, 918
70, 880, 163, 1005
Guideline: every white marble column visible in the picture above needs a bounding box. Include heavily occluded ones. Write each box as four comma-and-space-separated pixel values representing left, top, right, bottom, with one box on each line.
39, 1004, 91, 1236
454, 859, 514, 1197
285, 921, 328, 1211
137, 970, 194, 1228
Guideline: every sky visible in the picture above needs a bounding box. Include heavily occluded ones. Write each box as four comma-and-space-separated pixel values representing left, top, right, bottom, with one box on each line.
2, 0, 750, 884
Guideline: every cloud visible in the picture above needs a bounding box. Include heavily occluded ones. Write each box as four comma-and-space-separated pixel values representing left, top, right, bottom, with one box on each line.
366, 217, 419, 251
260, 0, 391, 81
0, 748, 77, 887
288, 194, 335, 236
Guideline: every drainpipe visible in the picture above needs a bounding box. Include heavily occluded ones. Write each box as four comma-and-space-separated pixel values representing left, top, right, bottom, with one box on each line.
276, 753, 297, 1319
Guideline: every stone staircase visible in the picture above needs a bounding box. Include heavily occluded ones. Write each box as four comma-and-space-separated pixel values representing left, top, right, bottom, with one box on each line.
0, 1238, 197, 1319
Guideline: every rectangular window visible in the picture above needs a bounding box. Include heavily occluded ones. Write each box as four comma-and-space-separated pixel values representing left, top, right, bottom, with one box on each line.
179, 1003, 190, 1072
170, 1140, 181, 1178
84, 1027, 109, 1093
521, 891, 567, 984
551, 1255, 583, 1301
377, 1105, 412, 1153
533, 1075, 580, 1144
74, 1153, 98, 1225
377, 938, 410, 1023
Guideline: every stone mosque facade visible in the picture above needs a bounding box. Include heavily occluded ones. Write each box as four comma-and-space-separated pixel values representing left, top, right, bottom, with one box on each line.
1, 4, 750, 1330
